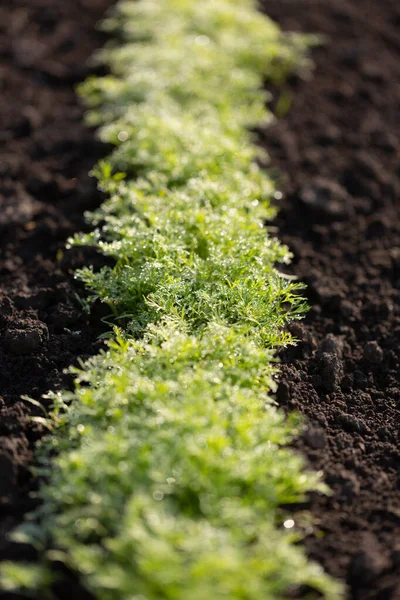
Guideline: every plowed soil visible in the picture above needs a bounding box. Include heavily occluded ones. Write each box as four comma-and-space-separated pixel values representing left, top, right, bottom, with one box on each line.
0, 0, 112, 586
1, 0, 400, 599
260, 1, 400, 598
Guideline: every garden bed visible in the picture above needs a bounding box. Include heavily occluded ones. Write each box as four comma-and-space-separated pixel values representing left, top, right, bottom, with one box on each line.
0, 0, 399, 599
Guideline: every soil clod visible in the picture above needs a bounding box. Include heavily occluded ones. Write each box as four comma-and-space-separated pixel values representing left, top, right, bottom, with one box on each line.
363, 340, 384, 365
4, 319, 49, 356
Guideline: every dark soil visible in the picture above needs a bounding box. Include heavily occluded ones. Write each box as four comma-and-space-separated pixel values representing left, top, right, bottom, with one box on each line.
260, 0, 400, 598
0, 0, 112, 587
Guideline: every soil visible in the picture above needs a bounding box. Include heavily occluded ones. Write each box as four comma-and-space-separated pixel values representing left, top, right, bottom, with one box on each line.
1, 0, 400, 599
0, 0, 112, 591
259, 0, 400, 598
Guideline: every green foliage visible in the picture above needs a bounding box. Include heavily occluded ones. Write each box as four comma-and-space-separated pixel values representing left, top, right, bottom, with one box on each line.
9, 324, 342, 599
75, 174, 307, 344
0, 562, 52, 597
1, 0, 344, 598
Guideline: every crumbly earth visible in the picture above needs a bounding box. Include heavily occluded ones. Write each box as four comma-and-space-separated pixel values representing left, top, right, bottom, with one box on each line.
260, 0, 400, 598
1, 0, 400, 599
0, 0, 112, 587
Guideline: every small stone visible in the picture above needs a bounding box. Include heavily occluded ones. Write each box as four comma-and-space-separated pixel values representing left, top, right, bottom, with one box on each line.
363, 341, 383, 364
4, 320, 49, 356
